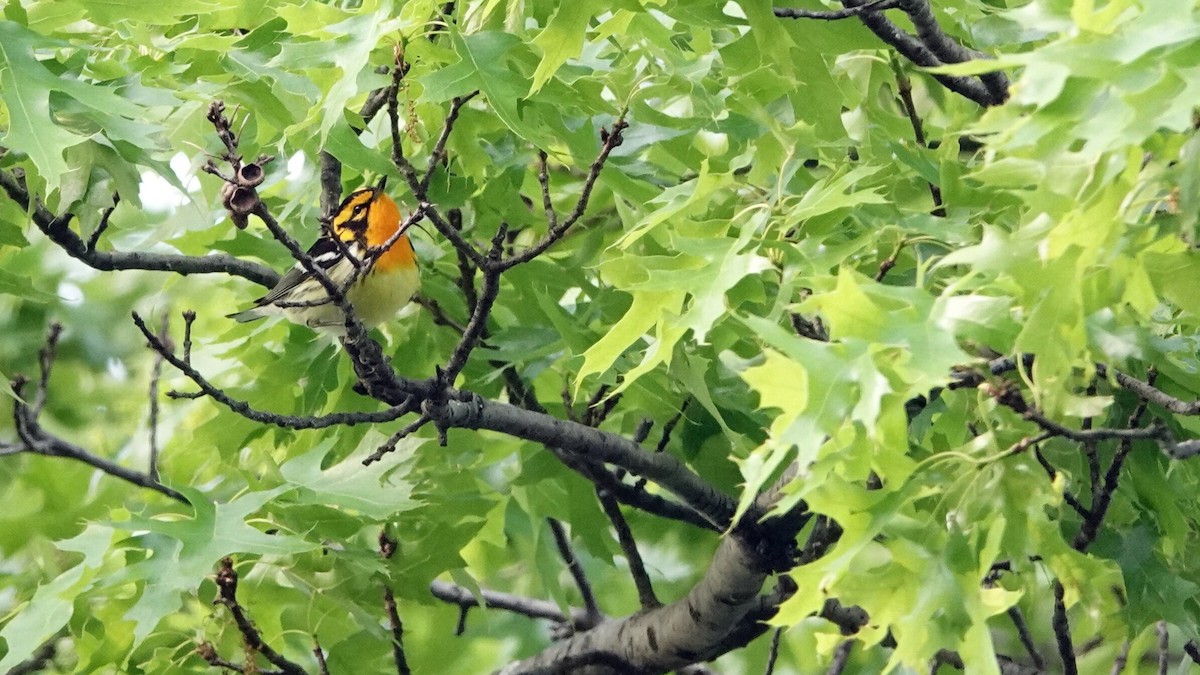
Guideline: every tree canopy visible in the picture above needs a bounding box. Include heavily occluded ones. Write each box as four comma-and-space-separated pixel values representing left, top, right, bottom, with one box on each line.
2, 0, 1200, 673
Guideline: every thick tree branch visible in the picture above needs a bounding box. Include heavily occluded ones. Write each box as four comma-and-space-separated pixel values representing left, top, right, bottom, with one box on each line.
774, 0, 900, 20
497, 532, 773, 674
897, 0, 1009, 102
498, 469, 807, 674
426, 396, 737, 528
829, 0, 1005, 107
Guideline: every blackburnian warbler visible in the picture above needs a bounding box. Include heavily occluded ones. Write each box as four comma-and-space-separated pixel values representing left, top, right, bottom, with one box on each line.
227, 177, 419, 334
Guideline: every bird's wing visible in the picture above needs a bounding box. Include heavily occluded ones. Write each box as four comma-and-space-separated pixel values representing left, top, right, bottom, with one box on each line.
255, 236, 370, 306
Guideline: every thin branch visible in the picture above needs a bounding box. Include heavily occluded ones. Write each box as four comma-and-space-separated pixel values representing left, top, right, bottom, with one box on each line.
1110, 640, 1129, 675
655, 400, 689, 453
1007, 606, 1045, 670
85, 192, 120, 252
596, 485, 660, 609
8, 328, 189, 504
764, 627, 783, 675
429, 579, 600, 631
12, 405, 189, 503
420, 91, 479, 194
5, 630, 64, 675
441, 262, 502, 385
0, 169, 279, 289
197, 642, 266, 673
825, 639, 853, 675
432, 395, 738, 528
1052, 581, 1078, 675
1157, 621, 1169, 675
986, 382, 1168, 445
413, 295, 468, 333
497, 118, 628, 271
32, 322, 62, 417
547, 518, 602, 624
1093, 364, 1200, 415
1184, 640, 1200, 665
386, 80, 486, 269
363, 414, 432, 465
380, 533, 413, 675
1032, 448, 1090, 519
558, 450, 718, 531
447, 209, 481, 314
774, 0, 901, 20
535, 149, 558, 231
313, 638, 330, 675
213, 557, 307, 675
148, 313, 170, 483
133, 311, 416, 430
1073, 380, 1152, 551
891, 58, 944, 216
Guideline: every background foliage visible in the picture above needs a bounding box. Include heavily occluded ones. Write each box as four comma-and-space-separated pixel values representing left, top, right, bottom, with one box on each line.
2, 0, 1200, 673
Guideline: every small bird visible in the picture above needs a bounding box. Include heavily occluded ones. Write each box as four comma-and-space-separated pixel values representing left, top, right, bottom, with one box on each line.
227, 176, 419, 334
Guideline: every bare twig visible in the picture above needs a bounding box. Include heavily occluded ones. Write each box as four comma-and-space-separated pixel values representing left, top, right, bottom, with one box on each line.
764, 627, 783, 675
429, 579, 600, 631
420, 91, 479, 194
441, 260, 502, 385
0, 168, 279, 288
1074, 379, 1152, 551
826, 639, 853, 675
133, 311, 417, 430
213, 557, 307, 675
363, 414, 432, 465
1157, 621, 1169, 675
497, 118, 627, 270
85, 192, 120, 252
891, 58, 944, 216
1032, 448, 1090, 518
147, 313, 171, 483
413, 295, 468, 333
32, 322, 62, 417
1007, 606, 1044, 669
313, 638, 330, 675
596, 486, 660, 609
1110, 640, 1129, 674
380, 533, 413, 675
987, 382, 1168, 445
7, 326, 188, 504
1052, 581, 1077, 675
1184, 640, 1200, 665
536, 149, 557, 231
547, 518, 602, 624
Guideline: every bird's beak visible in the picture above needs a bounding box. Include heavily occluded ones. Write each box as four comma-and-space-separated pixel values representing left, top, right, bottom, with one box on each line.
373, 175, 388, 196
